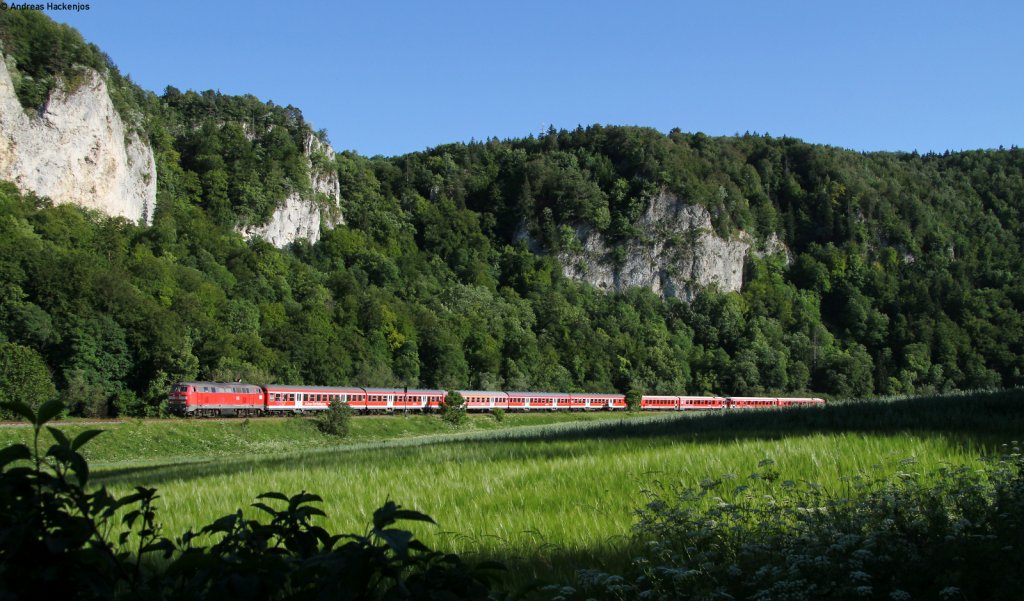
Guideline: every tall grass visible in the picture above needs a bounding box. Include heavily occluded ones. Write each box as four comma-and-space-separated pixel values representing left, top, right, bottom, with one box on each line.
67, 389, 1024, 585
94, 434, 997, 582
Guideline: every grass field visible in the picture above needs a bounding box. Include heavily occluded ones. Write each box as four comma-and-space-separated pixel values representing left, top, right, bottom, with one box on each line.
9, 390, 1024, 588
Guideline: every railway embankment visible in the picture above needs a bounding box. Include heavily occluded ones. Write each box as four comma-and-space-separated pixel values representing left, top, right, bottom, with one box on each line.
0, 411, 649, 466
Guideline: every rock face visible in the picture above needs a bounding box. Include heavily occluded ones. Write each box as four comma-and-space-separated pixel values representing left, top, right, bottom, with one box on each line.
0, 55, 155, 224
240, 133, 343, 247
556, 191, 757, 300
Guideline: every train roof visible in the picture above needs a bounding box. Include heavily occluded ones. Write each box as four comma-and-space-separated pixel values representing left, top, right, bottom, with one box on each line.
504, 391, 571, 397
262, 384, 365, 392
177, 381, 259, 388
362, 387, 446, 394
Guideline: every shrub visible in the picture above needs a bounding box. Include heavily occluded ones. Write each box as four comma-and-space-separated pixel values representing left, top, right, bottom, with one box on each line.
492, 407, 505, 422
316, 397, 353, 437
442, 391, 467, 426
624, 388, 643, 411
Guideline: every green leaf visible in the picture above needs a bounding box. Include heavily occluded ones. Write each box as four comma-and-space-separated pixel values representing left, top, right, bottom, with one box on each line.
375, 527, 413, 558
251, 502, 277, 516
257, 491, 289, 502
71, 429, 104, 451
35, 399, 65, 427
392, 508, 437, 525
373, 500, 399, 529
46, 426, 70, 448
69, 453, 89, 485
2, 401, 35, 423
141, 538, 175, 558
289, 491, 323, 508
0, 443, 31, 467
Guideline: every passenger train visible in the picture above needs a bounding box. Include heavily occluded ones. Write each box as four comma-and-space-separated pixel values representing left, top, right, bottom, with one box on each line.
167, 381, 825, 417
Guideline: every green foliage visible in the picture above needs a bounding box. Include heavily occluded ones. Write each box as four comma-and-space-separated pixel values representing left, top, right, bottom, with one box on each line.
0, 400, 500, 599
316, 396, 353, 437
0, 10, 107, 109
571, 449, 1024, 600
0, 342, 56, 418
166, 94, 315, 226
442, 390, 468, 426
624, 388, 643, 411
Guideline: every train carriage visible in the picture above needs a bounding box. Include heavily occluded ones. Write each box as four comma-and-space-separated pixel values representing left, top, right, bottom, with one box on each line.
569, 393, 627, 410
681, 396, 727, 410
357, 388, 447, 413
361, 388, 400, 412
640, 395, 679, 411
776, 397, 827, 408
263, 385, 366, 414
168, 381, 264, 417
404, 389, 447, 412
505, 391, 571, 411
728, 397, 779, 409
459, 391, 509, 412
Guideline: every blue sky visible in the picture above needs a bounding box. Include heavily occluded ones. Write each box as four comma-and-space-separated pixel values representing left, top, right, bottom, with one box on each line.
45, 1, 1024, 157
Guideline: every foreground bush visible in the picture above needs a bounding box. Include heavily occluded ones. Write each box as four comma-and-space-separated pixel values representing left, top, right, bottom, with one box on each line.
0, 400, 500, 600
571, 448, 1024, 601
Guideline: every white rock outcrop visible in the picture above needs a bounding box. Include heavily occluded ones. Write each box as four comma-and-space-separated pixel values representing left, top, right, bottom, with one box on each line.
239, 192, 324, 247
0, 55, 155, 224
239, 133, 343, 247
556, 191, 758, 300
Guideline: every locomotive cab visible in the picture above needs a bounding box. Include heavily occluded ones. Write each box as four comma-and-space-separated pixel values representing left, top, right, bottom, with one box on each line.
167, 381, 265, 417
167, 383, 193, 415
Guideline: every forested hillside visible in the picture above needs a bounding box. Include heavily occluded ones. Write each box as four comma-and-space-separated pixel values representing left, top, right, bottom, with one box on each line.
1, 12, 1022, 417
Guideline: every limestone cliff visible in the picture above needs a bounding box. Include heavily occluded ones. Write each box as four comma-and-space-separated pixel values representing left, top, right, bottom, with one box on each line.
239, 133, 343, 247
553, 191, 784, 300
0, 54, 155, 224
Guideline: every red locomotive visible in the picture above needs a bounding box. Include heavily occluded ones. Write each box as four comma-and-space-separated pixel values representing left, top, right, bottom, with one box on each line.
168, 382, 824, 417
